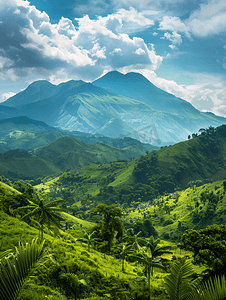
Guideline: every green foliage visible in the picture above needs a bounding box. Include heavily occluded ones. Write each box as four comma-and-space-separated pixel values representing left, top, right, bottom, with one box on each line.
131, 236, 172, 298
18, 195, 66, 241
93, 204, 124, 252
189, 275, 226, 300
164, 257, 196, 300
0, 238, 50, 300
179, 224, 226, 277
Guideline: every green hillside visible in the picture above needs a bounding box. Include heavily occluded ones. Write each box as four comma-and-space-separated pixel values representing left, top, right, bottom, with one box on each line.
39, 125, 226, 210
0, 181, 182, 300
0, 149, 61, 180
34, 136, 141, 171
125, 179, 226, 241
0, 136, 156, 180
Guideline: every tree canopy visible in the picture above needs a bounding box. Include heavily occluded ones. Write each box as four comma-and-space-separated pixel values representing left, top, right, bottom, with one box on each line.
178, 224, 226, 276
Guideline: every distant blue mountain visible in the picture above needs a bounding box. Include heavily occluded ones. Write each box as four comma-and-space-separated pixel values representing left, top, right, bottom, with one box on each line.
1, 72, 226, 145
93, 71, 201, 116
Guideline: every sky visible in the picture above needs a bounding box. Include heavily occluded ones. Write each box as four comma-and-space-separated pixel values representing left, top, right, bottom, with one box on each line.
0, 0, 226, 116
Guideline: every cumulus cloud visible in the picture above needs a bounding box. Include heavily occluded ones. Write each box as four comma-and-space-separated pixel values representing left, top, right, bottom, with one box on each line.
164, 31, 182, 49
186, 0, 226, 37
159, 16, 191, 38
0, 1, 161, 83
138, 69, 226, 117
158, 1, 226, 39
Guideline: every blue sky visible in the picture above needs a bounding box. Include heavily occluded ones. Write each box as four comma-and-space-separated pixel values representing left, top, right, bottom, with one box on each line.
0, 0, 226, 116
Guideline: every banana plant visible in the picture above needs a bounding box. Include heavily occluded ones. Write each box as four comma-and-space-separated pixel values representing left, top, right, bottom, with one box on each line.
0, 238, 50, 300
76, 231, 100, 251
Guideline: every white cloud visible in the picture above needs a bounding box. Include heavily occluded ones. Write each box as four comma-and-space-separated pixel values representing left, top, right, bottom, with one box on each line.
109, 48, 122, 55
1, 92, 16, 102
139, 70, 226, 117
0, 2, 161, 83
186, 0, 226, 37
164, 31, 182, 47
159, 16, 190, 38
135, 48, 146, 55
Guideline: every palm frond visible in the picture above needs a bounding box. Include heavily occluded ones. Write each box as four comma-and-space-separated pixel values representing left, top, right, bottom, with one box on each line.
45, 199, 66, 208
20, 207, 40, 220
0, 238, 46, 300
164, 257, 196, 300
188, 275, 226, 300
0, 249, 12, 261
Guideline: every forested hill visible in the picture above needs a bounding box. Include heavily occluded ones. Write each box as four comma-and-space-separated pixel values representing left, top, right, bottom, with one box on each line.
132, 125, 226, 192
49, 125, 226, 206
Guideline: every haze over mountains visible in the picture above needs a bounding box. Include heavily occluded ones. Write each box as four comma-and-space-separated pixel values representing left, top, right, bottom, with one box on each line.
1, 71, 225, 145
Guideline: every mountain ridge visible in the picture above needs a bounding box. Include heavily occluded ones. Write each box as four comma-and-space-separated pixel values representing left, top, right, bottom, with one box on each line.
1, 71, 225, 145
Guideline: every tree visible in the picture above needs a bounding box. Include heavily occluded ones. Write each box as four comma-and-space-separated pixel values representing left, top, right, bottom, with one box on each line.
0, 238, 51, 300
18, 195, 66, 241
124, 230, 146, 253
145, 235, 172, 276
132, 248, 165, 299
131, 236, 172, 298
94, 204, 123, 252
178, 225, 226, 277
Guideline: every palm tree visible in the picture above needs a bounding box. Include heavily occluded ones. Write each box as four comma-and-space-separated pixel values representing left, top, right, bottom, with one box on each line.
145, 236, 172, 276
124, 230, 146, 253
0, 238, 51, 300
131, 236, 172, 299
18, 196, 66, 241
132, 247, 166, 298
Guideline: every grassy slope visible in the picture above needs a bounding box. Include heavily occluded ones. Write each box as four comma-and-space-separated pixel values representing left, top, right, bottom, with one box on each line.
0, 181, 21, 194
126, 179, 226, 241
34, 137, 138, 171
0, 152, 61, 180
38, 127, 226, 206
0, 208, 194, 300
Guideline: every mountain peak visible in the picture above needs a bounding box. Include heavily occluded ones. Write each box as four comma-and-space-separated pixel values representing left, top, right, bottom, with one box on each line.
3, 80, 56, 107
95, 71, 149, 83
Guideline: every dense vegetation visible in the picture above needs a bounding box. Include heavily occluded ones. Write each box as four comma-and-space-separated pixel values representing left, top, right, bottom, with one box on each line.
1, 125, 226, 299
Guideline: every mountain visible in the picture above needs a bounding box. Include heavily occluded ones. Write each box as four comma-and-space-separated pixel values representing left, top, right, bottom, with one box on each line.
1, 72, 226, 145
93, 71, 202, 115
